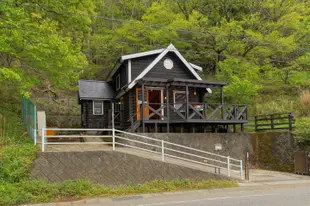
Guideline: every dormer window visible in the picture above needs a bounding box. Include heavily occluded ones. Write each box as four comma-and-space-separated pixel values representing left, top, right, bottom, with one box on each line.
116, 74, 120, 90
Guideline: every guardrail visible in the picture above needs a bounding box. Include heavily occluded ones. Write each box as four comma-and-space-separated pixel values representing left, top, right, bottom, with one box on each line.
41, 127, 243, 179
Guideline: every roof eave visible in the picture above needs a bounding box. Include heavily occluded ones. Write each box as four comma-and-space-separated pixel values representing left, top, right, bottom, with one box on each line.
107, 58, 122, 80
79, 97, 114, 101
189, 63, 203, 71
120, 48, 165, 61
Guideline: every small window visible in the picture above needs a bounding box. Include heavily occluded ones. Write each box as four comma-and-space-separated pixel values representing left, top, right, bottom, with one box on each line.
93, 100, 104, 115
116, 74, 120, 90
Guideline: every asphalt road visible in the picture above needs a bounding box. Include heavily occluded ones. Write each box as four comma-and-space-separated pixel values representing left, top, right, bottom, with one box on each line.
31, 183, 310, 206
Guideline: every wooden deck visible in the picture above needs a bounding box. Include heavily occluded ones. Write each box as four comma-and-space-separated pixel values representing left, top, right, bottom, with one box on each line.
141, 102, 248, 122
123, 102, 248, 133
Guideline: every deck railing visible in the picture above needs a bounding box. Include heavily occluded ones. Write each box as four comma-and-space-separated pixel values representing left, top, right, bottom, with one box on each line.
41, 127, 243, 179
254, 113, 294, 131
141, 102, 248, 122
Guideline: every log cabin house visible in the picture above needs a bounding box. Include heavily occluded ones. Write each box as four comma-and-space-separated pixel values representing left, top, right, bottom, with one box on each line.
78, 44, 248, 133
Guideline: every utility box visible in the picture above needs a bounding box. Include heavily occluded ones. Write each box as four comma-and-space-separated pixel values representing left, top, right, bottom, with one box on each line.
294, 151, 310, 175
37, 111, 46, 138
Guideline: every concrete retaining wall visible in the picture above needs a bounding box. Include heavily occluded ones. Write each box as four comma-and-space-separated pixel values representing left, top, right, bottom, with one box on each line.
30, 151, 228, 185
250, 132, 301, 172
118, 133, 252, 163
119, 132, 301, 172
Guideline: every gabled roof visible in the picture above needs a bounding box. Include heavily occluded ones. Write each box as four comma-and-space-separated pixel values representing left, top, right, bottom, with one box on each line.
107, 44, 203, 80
120, 48, 165, 61
189, 63, 203, 71
78, 80, 115, 100
128, 43, 202, 89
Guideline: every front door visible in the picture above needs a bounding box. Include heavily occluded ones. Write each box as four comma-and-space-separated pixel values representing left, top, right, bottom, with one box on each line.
136, 88, 149, 120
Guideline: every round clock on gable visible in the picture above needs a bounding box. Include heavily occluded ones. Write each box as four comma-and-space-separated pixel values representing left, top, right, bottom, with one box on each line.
163, 58, 173, 70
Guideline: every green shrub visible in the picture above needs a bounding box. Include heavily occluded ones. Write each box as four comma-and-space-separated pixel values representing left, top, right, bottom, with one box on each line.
0, 144, 36, 183
225, 76, 260, 104
293, 117, 310, 140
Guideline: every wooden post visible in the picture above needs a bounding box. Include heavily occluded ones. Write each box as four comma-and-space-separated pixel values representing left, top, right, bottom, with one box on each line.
112, 102, 115, 151
186, 85, 189, 120
233, 124, 236, 133
270, 114, 274, 130
130, 117, 134, 133
245, 150, 250, 180
166, 85, 170, 133
241, 124, 244, 132
142, 83, 145, 133
221, 86, 224, 120
288, 113, 293, 131
254, 116, 258, 131
155, 123, 158, 133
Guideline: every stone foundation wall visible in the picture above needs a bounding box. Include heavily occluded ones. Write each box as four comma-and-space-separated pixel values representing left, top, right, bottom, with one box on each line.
30, 151, 228, 185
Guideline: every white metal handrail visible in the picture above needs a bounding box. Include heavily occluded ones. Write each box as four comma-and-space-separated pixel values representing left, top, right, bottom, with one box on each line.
41, 127, 243, 179
41, 128, 113, 152
114, 129, 243, 179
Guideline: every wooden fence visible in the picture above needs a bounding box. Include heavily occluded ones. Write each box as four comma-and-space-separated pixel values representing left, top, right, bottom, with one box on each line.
0, 114, 7, 137
254, 113, 294, 132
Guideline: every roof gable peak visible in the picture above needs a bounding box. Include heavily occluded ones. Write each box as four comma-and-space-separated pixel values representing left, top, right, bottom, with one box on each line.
128, 45, 202, 89
167, 43, 177, 51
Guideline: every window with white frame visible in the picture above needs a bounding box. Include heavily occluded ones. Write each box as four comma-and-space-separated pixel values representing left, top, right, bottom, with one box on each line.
173, 91, 186, 110
116, 74, 120, 90
93, 100, 104, 115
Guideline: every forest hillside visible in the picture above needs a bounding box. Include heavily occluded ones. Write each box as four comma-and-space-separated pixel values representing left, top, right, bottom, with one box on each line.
1, 0, 310, 138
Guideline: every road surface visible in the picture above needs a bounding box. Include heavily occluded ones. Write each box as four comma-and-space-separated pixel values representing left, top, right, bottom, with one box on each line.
28, 183, 310, 206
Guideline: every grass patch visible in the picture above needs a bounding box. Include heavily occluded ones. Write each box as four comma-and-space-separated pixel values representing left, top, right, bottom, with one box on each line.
0, 179, 238, 206
0, 144, 36, 183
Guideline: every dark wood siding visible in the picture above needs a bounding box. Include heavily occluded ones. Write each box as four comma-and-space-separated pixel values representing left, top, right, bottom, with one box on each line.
81, 100, 112, 128
122, 92, 130, 129
145, 52, 197, 80
131, 54, 158, 80
112, 62, 127, 92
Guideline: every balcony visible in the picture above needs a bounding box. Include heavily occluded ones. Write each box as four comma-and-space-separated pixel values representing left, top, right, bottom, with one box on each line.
141, 102, 248, 124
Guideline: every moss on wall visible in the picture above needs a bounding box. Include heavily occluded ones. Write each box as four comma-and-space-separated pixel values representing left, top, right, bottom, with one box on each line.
250, 132, 298, 172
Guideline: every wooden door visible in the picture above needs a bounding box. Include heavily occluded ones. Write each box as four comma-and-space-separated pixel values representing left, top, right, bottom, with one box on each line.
136, 88, 149, 120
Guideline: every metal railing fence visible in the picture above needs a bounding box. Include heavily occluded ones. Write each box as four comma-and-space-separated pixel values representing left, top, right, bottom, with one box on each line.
22, 96, 37, 144
41, 127, 243, 179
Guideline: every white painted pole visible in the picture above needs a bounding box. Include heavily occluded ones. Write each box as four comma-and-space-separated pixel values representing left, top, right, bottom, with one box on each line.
240, 159, 243, 179
227, 156, 231, 177
34, 128, 37, 145
112, 102, 115, 151
42, 128, 45, 152
161, 140, 165, 162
